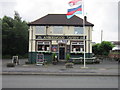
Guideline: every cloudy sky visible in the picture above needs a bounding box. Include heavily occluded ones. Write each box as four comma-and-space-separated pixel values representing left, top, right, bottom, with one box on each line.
0, 0, 119, 43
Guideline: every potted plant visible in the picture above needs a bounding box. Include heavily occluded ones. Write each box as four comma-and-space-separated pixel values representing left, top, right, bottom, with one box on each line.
65, 54, 74, 68
7, 63, 15, 67
52, 53, 57, 65
65, 63, 74, 68
66, 54, 70, 62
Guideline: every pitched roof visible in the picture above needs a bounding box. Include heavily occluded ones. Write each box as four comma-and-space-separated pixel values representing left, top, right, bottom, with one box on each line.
28, 14, 94, 26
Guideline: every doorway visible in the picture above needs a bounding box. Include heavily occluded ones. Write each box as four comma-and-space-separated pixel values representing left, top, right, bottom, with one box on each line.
59, 43, 66, 60
59, 47, 65, 60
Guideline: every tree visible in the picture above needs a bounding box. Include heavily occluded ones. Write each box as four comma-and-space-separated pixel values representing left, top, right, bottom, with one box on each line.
2, 12, 29, 58
92, 41, 114, 56
100, 41, 114, 56
14, 11, 21, 22
2, 16, 15, 55
92, 43, 101, 56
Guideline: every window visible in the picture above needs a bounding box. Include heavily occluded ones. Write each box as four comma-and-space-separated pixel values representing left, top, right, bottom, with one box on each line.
53, 26, 63, 34
71, 42, 84, 52
74, 27, 83, 34
35, 26, 45, 34
37, 41, 51, 51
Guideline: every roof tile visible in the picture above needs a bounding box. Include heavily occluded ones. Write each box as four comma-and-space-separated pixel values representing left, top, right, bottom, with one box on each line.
28, 14, 94, 26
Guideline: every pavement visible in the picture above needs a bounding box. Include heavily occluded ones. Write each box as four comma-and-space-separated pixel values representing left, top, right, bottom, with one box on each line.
1, 59, 119, 76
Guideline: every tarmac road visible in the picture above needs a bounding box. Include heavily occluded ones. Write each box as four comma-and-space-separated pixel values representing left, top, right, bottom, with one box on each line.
2, 75, 118, 88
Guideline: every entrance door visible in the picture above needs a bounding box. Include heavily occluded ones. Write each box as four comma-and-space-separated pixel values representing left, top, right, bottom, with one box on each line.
59, 47, 65, 60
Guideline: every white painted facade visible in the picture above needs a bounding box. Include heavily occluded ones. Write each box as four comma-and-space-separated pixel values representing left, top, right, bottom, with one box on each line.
29, 26, 93, 53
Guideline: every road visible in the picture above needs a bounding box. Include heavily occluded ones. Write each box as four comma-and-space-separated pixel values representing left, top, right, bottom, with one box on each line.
2, 75, 118, 88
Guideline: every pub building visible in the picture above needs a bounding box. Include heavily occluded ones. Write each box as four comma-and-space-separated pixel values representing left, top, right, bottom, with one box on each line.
28, 14, 94, 63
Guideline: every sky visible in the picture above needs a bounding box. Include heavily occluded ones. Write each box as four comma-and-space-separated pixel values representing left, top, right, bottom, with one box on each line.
0, 0, 119, 43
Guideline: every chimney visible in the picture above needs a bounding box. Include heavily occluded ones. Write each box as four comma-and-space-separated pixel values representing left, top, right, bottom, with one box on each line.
84, 16, 87, 21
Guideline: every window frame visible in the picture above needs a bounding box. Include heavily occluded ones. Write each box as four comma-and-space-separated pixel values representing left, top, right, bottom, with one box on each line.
71, 41, 84, 53
74, 27, 83, 34
53, 26, 63, 34
35, 26, 45, 34
37, 41, 51, 52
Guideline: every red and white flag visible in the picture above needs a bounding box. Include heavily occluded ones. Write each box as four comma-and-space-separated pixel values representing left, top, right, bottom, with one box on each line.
68, 0, 82, 7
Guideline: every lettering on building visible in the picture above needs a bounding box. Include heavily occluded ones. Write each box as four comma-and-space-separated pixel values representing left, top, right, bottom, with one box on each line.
36, 35, 85, 40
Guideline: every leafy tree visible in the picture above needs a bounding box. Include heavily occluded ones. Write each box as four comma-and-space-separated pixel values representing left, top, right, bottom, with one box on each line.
92, 43, 101, 55
14, 11, 21, 22
2, 16, 14, 55
92, 41, 114, 56
99, 41, 114, 56
2, 12, 29, 58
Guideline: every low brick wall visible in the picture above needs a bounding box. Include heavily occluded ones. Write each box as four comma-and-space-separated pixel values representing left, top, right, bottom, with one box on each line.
109, 53, 120, 59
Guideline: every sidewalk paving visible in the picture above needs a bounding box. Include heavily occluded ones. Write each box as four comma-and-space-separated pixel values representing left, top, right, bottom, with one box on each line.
1, 59, 119, 76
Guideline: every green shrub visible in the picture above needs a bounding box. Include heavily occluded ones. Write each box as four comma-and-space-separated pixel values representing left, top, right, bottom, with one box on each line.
65, 63, 74, 68
86, 62, 93, 64
7, 63, 15, 67
25, 61, 31, 64
2, 55, 12, 59
66, 54, 70, 61
52, 53, 56, 61
23, 53, 28, 58
94, 59, 100, 64
52, 53, 57, 65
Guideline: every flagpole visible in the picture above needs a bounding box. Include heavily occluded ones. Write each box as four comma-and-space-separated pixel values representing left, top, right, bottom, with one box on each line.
67, 0, 87, 68
82, 0, 86, 68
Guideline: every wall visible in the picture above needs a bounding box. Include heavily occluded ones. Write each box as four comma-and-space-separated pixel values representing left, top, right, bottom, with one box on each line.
29, 26, 93, 51
28, 25, 93, 63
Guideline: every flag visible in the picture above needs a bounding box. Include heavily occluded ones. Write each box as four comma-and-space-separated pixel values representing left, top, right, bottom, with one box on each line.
67, 5, 82, 15
66, 5, 82, 19
69, 0, 82, 7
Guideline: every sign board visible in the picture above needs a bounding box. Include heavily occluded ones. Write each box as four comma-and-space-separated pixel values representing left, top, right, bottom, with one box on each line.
52, 45, 58, 52
36, 54, 44, 65
36, 35, 86, 40
12, 56, 19, 65
58, 40, 68, 44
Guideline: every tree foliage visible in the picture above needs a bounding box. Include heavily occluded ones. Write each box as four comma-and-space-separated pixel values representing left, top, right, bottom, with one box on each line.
2, 12, 29, 58
92, 41, 114, 56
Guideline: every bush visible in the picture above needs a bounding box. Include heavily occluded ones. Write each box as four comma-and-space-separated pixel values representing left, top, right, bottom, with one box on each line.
23, 53, 28, 58
7, 63, 15, 67
2, 55, 12, 59
65, 63, 74, 68
52, 53, 58, 65
86, 62, 94, 64
25, 61, 31, 64
52, 53, 56, 61
66, 54, 70, 62
94, 60, 100, 64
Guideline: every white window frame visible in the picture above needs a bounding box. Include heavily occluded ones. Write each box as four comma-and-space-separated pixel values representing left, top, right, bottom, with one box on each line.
71, 41, 84, 53
74, 27, 83, 34
35, 26, 45, 34
37, 41, 51, 52
53, 26, 63, 34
